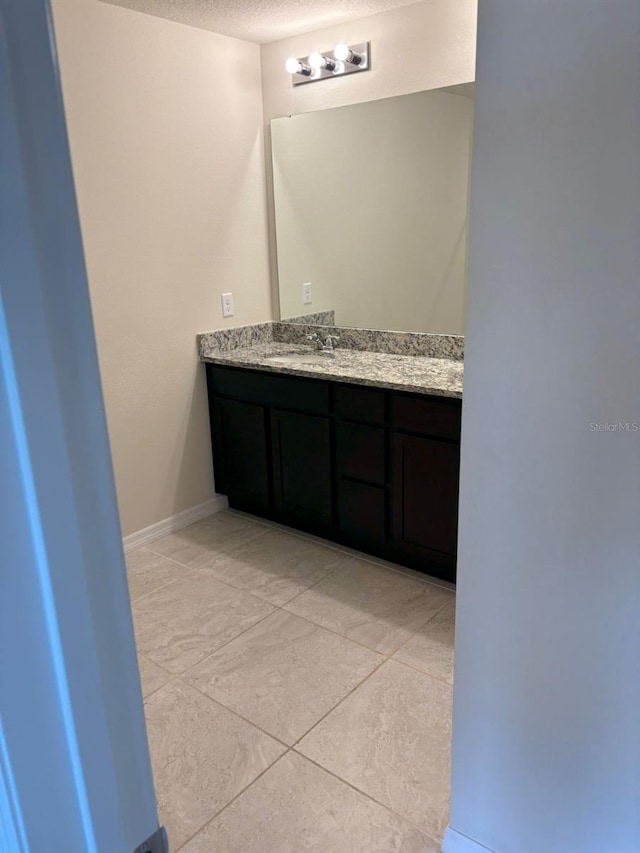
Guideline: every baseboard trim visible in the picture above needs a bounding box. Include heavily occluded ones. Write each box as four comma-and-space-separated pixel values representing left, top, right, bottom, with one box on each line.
441, 826, 496, 853
122, 495, 228, 553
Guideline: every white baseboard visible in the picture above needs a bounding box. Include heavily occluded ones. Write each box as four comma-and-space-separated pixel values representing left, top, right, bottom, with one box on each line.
122, 495, 228, 553
441, 826, 496, 853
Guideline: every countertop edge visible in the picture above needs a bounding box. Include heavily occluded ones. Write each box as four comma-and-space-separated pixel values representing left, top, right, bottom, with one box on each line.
200, 351, 463, 400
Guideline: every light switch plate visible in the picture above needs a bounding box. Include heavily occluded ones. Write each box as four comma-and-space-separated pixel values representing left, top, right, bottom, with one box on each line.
302, 282, 312, 305
221, 292, 234, 317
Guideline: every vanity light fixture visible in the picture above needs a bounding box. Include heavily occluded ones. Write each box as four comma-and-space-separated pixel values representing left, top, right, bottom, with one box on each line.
285, 42, 370, 86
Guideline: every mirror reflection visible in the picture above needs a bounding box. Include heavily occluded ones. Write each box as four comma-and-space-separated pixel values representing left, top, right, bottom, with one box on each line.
271, 84, 474, 335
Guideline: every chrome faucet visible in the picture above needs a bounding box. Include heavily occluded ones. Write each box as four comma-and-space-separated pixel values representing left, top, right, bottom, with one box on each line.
307, 333, 340, 353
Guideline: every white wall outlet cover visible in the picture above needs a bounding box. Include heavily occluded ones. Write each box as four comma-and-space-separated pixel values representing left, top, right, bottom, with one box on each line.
302, 282, 312, 305
221, 292, 234, 317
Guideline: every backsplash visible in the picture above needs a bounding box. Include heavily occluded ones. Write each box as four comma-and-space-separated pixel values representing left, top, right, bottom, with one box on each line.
197, 322, 274, 354
198, 321, 463, 361
281, 310, 336, 326
273, 323, 464, 361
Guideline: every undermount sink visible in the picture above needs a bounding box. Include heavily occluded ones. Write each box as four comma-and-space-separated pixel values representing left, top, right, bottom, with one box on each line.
265, 352, 331, 365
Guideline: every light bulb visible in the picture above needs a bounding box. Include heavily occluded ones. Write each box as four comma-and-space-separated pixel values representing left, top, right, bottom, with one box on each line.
334, 43, 363, 65
334, 44, 349, 61
285, 57, 312, 77
285, 57, 301, 74
309, 52, 337, 72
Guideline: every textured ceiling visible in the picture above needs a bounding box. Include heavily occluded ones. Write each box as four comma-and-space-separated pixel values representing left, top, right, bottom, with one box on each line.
100, 0, 422, 44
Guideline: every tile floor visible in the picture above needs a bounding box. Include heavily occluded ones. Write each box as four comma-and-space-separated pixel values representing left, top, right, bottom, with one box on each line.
127, 510, 456, 852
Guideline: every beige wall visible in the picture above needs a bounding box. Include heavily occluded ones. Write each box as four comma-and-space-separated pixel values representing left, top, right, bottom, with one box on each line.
273, 89, 473, 334
51, 0, 272, 537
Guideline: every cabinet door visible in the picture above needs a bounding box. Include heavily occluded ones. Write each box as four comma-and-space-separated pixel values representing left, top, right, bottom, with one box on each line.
392, 433, 459, 561
214, 398, 270, 511
272, 410, 332, 525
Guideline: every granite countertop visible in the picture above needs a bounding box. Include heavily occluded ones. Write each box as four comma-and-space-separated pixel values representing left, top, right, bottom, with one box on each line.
200, 343, 463, 399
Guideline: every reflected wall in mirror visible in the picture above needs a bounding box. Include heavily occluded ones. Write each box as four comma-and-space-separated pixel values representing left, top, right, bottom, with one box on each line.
271, 84, 474, 335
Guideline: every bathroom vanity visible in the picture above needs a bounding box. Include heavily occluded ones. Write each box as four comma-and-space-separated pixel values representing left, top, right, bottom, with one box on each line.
201, 340, 462, 584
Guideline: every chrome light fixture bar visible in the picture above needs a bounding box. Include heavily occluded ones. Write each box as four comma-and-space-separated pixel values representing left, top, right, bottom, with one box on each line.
285, 42, 370, 86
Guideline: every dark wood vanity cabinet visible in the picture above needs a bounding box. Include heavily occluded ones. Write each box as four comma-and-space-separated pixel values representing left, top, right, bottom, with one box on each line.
206, 364, 461, 583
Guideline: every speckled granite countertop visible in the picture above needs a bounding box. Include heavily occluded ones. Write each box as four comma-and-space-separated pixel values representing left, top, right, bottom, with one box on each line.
200, 343, 463, 399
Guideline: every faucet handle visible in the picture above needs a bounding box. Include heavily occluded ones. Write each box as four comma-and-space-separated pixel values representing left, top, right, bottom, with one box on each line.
307, 332, 323, 349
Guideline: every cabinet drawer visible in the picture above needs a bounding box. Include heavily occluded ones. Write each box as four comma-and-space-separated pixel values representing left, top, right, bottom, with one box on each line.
207, 365, 272, 405
271, 374, 329, 415
207, 365, 329, 415
335, 385, 385, 424
337, 480, 386, 545
336, 422, 385, 485
393, 395, 461, 442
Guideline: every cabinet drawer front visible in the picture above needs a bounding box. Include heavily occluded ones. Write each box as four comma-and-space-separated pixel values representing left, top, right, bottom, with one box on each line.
208, 366, 329, 415
208, 365, 272, 405
336, 422, 385, 485
335, 385, 385, 424
337, 480, 386, 545
393, 395, 461, 442
271, 374, 329, 415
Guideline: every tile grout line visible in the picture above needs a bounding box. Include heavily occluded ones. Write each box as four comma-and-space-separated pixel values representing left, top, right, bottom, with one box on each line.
129, 570, 201, 607
182, 677, 292, 752
387, 655, 455, 688
172, 749, 294, 852
167, 605, 279, 681
288, 655, 389, 750
139, 673, 180, 703
290, 749, 444, 845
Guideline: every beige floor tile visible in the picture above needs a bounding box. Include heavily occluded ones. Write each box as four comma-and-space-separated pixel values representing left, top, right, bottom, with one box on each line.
145, 680, 285, 850
271, 522, 456, 592
394, 599, 456, 683
185, 610, 382, 745
285, 559, 454, 655
297, 660, 452, 839
198, 527, 356, 606
137, 654, 172, 698
147, 511, 270, 569
180, 751, 437, 853
132, 573, 274, 674
125, 548, 194, 602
